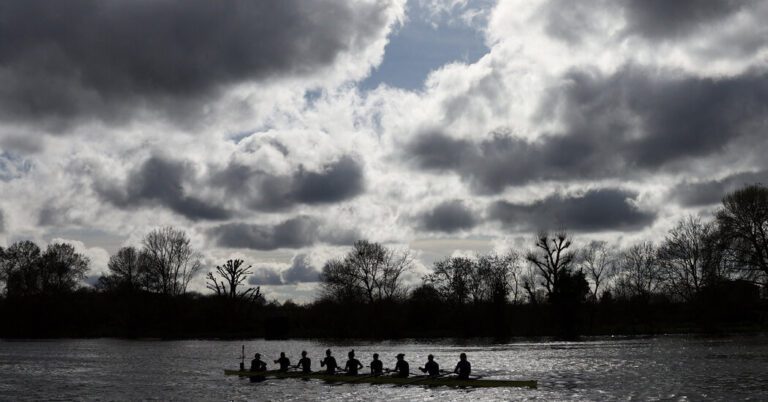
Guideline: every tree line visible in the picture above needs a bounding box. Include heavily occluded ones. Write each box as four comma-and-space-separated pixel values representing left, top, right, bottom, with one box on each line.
0, 183, 766, 339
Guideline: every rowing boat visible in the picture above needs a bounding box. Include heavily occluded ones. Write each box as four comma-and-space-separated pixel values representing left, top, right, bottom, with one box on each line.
223, 369, 537, 389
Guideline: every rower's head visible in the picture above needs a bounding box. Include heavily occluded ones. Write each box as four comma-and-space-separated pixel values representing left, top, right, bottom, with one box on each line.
373, 353, 379, 360
301, 350, 307, 357
459, 353, 467, 361
325, 349, 332, 356
427, 354, 434, 361
280, 352, 285, 358
348, 350, 355, 358
254, 353, 261, 359
396, 353, 405, 361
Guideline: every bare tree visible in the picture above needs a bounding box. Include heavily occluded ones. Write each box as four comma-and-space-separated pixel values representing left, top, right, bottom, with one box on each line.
657, 216, 721, 301
521, 262, 540, 304
142, 226, 202, 296
476, 252, 521, 304
206, 259, 261, 301
525, 231, 575, 298
579, 241, 616, 301
424, 256, 474, 304
615, 242, 662, 300
98, 246, 146, 291
319, 240, 413, 303
40, 243, 90, 293
716, 184, 768, 285
0, 240, 41, 297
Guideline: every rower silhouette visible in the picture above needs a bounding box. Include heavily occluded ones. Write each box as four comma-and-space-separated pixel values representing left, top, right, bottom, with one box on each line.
344, 350, 363, 375
393, 353, 409, 378
419, 354, 439, 376
274, 352, 290, 371
370, 353, 383, 375
454, 353, 471, 380
250, 353, 267, 382
320, 349, 338, 374
295, 350, 311, 373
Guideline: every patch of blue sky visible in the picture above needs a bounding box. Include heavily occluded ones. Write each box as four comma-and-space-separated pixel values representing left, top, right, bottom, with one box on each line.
360, 0, 491, 91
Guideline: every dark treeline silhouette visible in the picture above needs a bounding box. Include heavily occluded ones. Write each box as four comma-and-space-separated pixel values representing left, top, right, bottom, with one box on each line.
1, 185, 767, 339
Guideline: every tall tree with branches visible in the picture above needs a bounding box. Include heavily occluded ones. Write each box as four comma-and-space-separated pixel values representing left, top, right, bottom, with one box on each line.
142, 226, 202, 296
525, 231, 575, 298
579, 241, 616, 301
206, 259, 261, 301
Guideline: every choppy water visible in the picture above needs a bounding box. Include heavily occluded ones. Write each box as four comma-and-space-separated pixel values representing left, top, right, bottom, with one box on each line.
1, 335, 767, 401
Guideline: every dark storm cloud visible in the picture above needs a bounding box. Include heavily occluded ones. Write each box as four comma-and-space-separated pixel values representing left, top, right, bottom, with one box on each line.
248, 254, 321, 286
675, 170, 768, 207
417, 200, 478, 233
488, 188, 655, 232
407, 66, 768, 193
0, 0, 393, 127
622, 0, 750, 39
211, 155, 365, 211
95, 156, 231, 221
208, 216, 359, 251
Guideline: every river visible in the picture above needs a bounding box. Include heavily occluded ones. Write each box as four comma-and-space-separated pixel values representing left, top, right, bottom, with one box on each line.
1, 335, 767, 401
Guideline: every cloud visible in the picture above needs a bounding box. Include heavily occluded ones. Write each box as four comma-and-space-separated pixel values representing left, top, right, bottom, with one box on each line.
0, 208, 4, 233
622, 0, 749, 39
208, 216, 359, 251
488, 188, 656, 232
406, 66, 768, 193
95, 155, 231, 221
675, 170, 768, 207
212, 155, 365, 211
417, 200, 478, 233
0, 0, 400, 128
248, 254, 321, 286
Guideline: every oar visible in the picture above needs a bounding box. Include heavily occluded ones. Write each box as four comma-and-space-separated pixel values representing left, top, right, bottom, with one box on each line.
400, 369, 453, 385
336, 367, 390, 385
239, 345, 245, 371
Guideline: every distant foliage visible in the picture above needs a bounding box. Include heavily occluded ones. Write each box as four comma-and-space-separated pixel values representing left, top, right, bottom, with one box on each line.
206, 259, 263, 302
424, 252, 521, 305
0, 240, 89, 297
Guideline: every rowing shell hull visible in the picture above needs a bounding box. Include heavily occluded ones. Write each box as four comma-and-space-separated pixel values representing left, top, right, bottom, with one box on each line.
224, 369, 537, 389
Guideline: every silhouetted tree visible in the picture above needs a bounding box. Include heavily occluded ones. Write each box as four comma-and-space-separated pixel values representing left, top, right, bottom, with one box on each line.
526, 231, 575, 298
579, 241, 616, 302
206, 259, 262, 301
716, 184, 768, 285
614, 242, 662, 301
97, 246, 147, 291
476, 252, 521, 304
424, 256, 474, 304
319, 240, 413, 303
39, 243, 89, 294
141, 226, 202, 296
0, 240, 41, 297
658, 216, 722, 301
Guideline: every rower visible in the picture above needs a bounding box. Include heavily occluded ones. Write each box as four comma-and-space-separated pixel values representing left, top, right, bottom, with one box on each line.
344, 350, 363, 375
250, 353, 267, 382
295, 350, 311, 373
320, 349, 338, 374
370, 353, 383, 376
419, 354, 440, 377
274, 352, 290, 372
393, 353, 409, 378
454, 353, 471, 380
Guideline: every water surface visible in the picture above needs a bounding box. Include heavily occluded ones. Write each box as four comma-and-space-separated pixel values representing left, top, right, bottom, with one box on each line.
1, 335, 767, 400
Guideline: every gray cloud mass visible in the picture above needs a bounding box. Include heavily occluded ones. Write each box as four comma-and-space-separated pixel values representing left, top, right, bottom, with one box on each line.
417, 200, 478, 233
489, 188, 655, 232
675, 170, 768, 207
408, 66, 768, 194
95, 156, 231, 221
208, 216, 359, 251
248, 254, 321, 286
0, 0, 393, 127
212, 155, 365, 211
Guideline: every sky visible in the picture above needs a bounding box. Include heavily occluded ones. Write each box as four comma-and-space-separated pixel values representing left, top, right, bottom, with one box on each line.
1, 0, 767, 302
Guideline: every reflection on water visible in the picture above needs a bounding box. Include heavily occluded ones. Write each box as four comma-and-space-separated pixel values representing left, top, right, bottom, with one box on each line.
1, 335, 767, 401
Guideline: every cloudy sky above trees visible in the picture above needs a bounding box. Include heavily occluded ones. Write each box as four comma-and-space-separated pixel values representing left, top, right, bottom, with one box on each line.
1, 0, 767, 302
